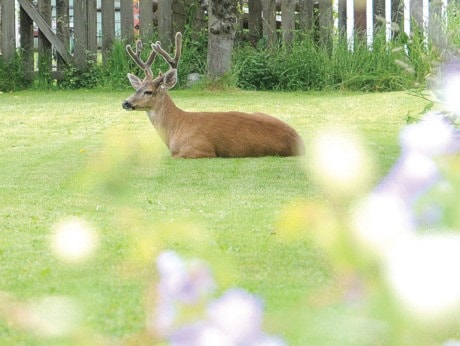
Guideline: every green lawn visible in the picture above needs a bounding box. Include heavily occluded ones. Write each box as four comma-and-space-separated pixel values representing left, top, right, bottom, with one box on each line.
0, 90, 428, 344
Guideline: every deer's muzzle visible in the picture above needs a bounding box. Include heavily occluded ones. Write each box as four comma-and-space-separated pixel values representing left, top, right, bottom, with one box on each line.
122, 100, 133, 110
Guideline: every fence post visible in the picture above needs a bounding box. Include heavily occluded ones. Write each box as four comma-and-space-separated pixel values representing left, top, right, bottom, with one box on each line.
0, 0, 16, 61
158, 0, 172, 49
56, 0, 70, 75
101, 0, 115, 65
38, 0, 52, 80
248, 0, 262, 46
139, 0, 154, 43
120, 0, 134, 44
19, 3, 34, 81
261, 0, 276, 48
281, 0, 295, 47
299, 0, 314, 32
318, 0, 333, 47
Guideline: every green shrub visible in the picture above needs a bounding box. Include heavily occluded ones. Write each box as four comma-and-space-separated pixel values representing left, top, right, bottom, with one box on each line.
233, 26, 436, 92
0, 53, 31, 92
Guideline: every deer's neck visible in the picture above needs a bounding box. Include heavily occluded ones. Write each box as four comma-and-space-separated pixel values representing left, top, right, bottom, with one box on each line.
147, 92, 183, 147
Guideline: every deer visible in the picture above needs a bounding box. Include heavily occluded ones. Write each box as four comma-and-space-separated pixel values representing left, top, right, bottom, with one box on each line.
122, 32, 305, 158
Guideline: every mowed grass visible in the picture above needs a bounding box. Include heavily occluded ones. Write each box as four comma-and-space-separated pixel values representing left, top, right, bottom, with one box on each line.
0, 89, 427, 344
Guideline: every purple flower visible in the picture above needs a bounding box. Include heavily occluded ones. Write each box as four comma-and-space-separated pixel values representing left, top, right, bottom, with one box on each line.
206, 289, 264, 344
152, 252, 285, 345
156, 251, 215, 305
377, 113, 460, 204
400, 112, 460, 156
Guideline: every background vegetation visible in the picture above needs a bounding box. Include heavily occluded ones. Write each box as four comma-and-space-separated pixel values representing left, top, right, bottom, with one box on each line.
2, 1, 460, 93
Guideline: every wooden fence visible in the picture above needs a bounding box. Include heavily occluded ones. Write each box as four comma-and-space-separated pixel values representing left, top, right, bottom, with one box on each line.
0, 0, 453, 80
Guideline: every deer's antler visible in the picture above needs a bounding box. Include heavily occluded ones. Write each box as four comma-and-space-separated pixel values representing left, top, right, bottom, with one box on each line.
152, 32, 183, 70
126, 40, 157, 78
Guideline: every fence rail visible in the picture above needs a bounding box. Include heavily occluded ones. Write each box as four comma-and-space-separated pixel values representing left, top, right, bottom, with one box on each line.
0, 0, 453, 81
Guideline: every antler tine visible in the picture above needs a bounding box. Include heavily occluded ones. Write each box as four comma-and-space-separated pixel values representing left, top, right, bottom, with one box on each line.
152, 32, 183, 69
126, 39, 156, 77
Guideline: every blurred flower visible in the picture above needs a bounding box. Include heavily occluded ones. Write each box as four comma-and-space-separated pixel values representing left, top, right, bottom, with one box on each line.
50, 218, 99, 263
30, 296, 82, 338
207, 289, 264, 344
376, 113, 460, 204
351, 192, 414, 257
157, 251, 215, 305
384, 234, 460, 319
309, 127, 372, 196
438, 60, 460, 116
152, 251, 285, 345
400, 112, 460, 156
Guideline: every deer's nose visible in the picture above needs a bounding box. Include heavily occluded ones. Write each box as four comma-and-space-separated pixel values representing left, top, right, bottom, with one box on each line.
122, 100, 132, 110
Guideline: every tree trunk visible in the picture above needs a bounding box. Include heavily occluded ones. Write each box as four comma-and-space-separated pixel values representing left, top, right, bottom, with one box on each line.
207, 0, 237, 80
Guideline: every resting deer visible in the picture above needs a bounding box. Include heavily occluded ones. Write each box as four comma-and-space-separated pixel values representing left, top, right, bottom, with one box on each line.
122, 32, 304, 158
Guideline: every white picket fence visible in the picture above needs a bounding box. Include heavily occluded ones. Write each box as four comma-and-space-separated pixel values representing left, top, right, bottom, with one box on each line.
335, 0, 449, 50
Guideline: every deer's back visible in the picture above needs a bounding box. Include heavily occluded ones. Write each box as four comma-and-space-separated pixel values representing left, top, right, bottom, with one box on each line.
170, 111, 304, 158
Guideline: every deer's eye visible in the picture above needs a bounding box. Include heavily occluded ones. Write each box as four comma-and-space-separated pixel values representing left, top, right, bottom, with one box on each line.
144, 90, 153, 95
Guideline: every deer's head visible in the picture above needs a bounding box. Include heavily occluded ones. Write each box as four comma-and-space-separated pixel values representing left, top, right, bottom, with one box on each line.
122, 32, 182, 111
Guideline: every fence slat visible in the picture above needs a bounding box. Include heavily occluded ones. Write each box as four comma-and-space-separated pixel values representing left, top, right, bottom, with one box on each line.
299, 0, 314, 32
38, 0, 52, 78
158, 0, 172, 49
102, 0, 115, 65
120, 0, 134, 43
87, 0, 97, 54
19, 4, 34, 80
18, 0, 73, 64
261, 0, 276, 48
139, 0, 154, 42
74, 0, 88, 68
1, 0, 16, 61
281, 0, 295, 46
56, 0, 69, 72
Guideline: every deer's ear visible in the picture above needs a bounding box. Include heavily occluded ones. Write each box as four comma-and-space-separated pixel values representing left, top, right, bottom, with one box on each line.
127, 73, 142, 89
160, 69, 177, 90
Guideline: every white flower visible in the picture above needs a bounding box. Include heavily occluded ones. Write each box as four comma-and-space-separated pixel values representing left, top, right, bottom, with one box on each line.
384, 234, 460, 319
351, 192, 414, 257
51, 218, 99, 263
309, 127, 371, 195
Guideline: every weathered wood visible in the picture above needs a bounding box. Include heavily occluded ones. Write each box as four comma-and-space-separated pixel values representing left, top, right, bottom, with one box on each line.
56, 0, 70, 71
139, 0, 154, 42
318, 0, 333, 46
299, 0, 314, 32
261, 0, 276, 48
102, 0, 115, 65
248, 0, 262, 46
1, 0, 16, 61
20, 5, 34, 81
38, 0, 52, 78
158, 0, 172, 49
18, 0, 73, 64
87, 0, 97, 55
172, 0, 187, 38
74, 0, 88, 68
281, 0, 295, 46
120, 0, 134, 43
